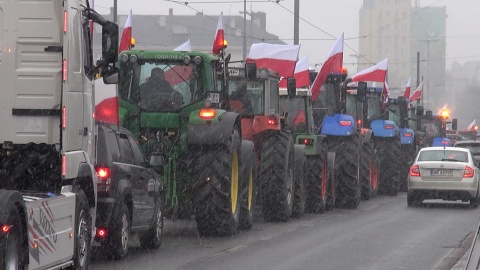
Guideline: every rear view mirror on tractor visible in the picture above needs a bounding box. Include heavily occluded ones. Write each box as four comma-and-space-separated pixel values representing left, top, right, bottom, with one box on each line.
452, 118, 458, 131
287, 77, 296, 98
245, 61, 257, 80
357, 82, 367, 102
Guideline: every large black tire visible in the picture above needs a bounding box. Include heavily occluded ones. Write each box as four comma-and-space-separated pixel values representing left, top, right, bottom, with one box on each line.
238, 140, 256, 230
104, 202, 130, 260
398, 144, 414, 192
72, 190, 92, 269
291, 145, 307, 218
304, 153, 327, 214
140, 196, 164, 249
260, 131, 294, 222
376, 138, 401, 196
2, 206, 23, 270
328, 137, 361, 209
361, 141, 378, 200
325, 152, 336, 211
194, 127, 241, 236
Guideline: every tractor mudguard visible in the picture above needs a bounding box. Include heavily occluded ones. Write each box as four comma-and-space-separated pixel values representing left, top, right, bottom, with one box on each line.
399, 128, 415, 145
296, 134, 326, 156
321, 114, 355, 136
360, 128, 373, 144
187, 111, 240, 146
370, 119, 397, 138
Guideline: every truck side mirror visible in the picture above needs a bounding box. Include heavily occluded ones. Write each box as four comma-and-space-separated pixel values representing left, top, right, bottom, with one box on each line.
452, 118, 458, 131
287, 77, 296, 98
245, 61, 257, 80
103, 69, 119, 84
102, 21, 119, 65
357, 82, 367, 102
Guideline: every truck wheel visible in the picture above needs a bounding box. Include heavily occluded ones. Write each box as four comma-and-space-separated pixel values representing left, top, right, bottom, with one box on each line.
105, 202, 130, 260
72, 190, 91, 269
377, 138, 401, 196
260, 131, 294, 222
3, 207, 23, 270
398, 144, 413, 192
305, 154, 326, 214
325, 152, 336, 211
140, 197, 164, 249
291, 145, 306, 218
361, 141, 378, 200
329, 137, 361, 209
194, 127, 241, 236
238, 140, 256, 230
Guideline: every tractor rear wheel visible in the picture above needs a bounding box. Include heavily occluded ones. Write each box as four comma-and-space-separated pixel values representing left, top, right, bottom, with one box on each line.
328, 137, 361, 209
304, 153, 327, 214
325, 152, 336, 211
291, 145, 306, 218
377, 138, 401, 196
398, 144, 414, 192
361, 141, 378, 200
194, 127, 241, 236
260, 131, 294, 222
238, 140, 256, 230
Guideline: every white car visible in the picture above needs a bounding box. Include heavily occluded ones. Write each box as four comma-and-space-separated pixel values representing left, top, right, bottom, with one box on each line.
407, 147, 480, 207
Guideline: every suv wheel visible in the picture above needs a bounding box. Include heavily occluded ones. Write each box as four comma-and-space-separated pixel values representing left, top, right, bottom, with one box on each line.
105, 202, 130, 260
140, 197, 164, 250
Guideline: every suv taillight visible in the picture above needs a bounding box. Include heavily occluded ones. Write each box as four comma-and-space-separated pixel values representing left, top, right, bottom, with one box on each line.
410, 165, 420, 177
96, 167, 112, 192
464, 166, 474, 178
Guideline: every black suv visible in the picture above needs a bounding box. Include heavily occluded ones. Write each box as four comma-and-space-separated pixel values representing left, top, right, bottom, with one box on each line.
94, 123, 163, 259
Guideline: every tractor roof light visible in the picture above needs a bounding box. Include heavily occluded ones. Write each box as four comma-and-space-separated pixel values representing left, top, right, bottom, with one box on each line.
199, 108, 216, 120
183, 55, 192, 65
440, 109, 449, 118
120, 54, 129, 63
194, 56, 203, 65
129, 54, 138, 63
341, 67, 348, 75
130, 37, 136, 48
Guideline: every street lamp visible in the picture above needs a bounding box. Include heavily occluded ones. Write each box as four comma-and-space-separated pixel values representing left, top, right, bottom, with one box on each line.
419, 38, 439, 107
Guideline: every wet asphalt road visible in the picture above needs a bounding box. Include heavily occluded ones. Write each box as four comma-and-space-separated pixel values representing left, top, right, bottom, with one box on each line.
91, 193, 480, 270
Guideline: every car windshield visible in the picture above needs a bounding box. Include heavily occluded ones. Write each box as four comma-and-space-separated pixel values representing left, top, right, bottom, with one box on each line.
418, 150, 468, 162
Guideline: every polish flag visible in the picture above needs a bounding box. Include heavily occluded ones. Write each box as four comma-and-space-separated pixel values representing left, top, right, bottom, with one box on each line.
465, 119, 477, 132
311, 33, 344, 101
247, 43, 300, 78
119, 10, 132, 53
174, 39, 192, 51
212, 13, 226, 54
279, 56, 310, 88
409, 82, 423, 101
351, 58, 389, 83
94, 81, 119, 125
403, 77, 412, 99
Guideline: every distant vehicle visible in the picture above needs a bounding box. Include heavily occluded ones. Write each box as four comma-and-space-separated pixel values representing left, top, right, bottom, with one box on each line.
407, 147, 480, 207
453, 140, 480, 164
94, 123, 164, 259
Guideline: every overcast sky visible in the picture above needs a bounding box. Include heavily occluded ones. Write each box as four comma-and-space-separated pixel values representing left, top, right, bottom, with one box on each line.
93, 0, 480, 73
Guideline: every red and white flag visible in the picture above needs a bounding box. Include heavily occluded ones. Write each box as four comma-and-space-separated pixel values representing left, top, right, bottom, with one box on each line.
174, 39, 192, 52
212, 13, 226, 54
119, 10, 132, 53
311, 33, 344, 101
409, 82, 423, 101
247, 43, 300, 78
94, 81, 119, 125
382, 81, 390, 103
403, 77, 412, 99
466, 119, 477, 131
351, 58, 389, 83
279, 56, 310, 88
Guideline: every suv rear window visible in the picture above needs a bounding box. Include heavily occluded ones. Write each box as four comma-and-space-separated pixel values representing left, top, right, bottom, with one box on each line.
418, 150, 468, 162
117, 134, 135, 164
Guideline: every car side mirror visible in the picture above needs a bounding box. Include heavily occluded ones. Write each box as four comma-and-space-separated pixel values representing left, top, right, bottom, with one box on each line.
149, 154, 165, 167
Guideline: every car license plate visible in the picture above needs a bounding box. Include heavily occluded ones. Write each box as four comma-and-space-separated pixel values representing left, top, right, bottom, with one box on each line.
430, 169, 453, 176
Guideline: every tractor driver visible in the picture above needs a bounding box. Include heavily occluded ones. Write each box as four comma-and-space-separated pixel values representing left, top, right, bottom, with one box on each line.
139, 67, 183, 110
229, 83, 254, 114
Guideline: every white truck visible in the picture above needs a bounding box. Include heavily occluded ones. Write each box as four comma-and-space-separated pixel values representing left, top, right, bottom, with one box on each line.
0, 0, 118, 269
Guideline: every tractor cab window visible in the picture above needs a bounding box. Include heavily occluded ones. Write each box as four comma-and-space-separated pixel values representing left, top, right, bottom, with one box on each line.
346, 94, 357, 118
228, 80, 264, 115
119, 60, 202, 112
420, 118, 440, 137
367, 95, 382, 120
280, 97, 308, 132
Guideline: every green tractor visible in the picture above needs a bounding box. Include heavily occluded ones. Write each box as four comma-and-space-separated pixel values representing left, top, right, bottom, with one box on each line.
279, 87, 335, 214
116, 50, 248, 236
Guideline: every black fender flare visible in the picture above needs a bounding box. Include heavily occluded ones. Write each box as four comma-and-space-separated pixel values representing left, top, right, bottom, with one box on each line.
187, 112, 241, 146
0, 190, 29, 266
74, 162, 96, 209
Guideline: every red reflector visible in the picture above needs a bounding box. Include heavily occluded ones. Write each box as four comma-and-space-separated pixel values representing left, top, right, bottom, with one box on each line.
357, 119, 362, 127
339, 120, 352, 126
97, 228, 107, 238
63, 59, 67, 81
1, 225, 10, 233
96, 167, 110, 179
64, 11, 67, 33
302, 138, 314, 146
267, 119, 277, 125
62, 106, 66, 129
62, 155, 66, 177
385, 124, 395, 129
442, 140, 449, 145
199, 108, 216, 120
464, 166, 474, 178
410, 165, 420, 177
404, 132, 413, 137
